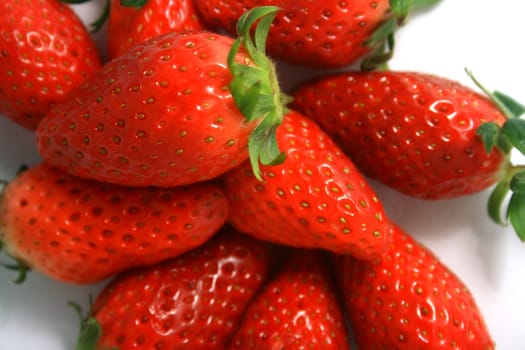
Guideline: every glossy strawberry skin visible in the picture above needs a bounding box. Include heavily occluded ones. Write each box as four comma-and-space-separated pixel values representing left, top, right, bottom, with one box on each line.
293, 71, 507, 199
228, 249, 350, 350
220, 110, 392, 259
194, 0, 392, 68
90, 228, 272, 350
107, 0, 204, 59
0, 163, 229, 284
335, 225, 495, 349
0, 0, 101, 130
36, 31, 255, 188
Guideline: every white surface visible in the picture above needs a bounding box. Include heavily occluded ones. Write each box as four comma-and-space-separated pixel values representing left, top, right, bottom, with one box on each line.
1, 0, 525, 349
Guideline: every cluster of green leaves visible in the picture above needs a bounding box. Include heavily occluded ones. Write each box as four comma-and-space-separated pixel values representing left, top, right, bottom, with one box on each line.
470, 69, 525, 240
227, 6, 291, 180
362, 0, 444, 71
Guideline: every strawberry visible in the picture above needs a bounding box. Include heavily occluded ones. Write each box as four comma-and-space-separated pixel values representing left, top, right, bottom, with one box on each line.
292, 70, 507, 200
0, 0, 102, 130
36, 7, 288, 187
220, 109, 393, 260
76, 227, 272, 350
0, 162, 229, 284
107, 0, 204, 59
228, 249, 350, 350
194, 0, 443, 69
335, 224, 495, 349
194, 0, 394, 68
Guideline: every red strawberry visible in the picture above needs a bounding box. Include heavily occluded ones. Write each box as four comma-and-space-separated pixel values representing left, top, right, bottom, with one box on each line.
76, 228, 272, 350
220, 109, 393, 259
335, 224, 495, 349
0, 163, 229, 284
228, 249, 350, 350
194, 0, 394, 68
36, 7, 288, 187
107, 0, 204, 59
293, 70, 507, 200
0, 0, 102, 130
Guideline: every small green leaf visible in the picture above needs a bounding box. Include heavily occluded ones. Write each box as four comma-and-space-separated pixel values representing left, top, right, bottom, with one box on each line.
476, 122, 501, 154
254, 11, 277, 54
0, 242, 30, 284
228, 6, 289, 179
410, 0, 443, 9
389, 0, 410, 24
510, 171, 525, 193
75, 317, 103, 350
507, 192, 525, 241
361, 34, 395, 71
119, 0, 147, 7
364, 17, 397, 50
493, 91, 525, 118
488, 178, 511, 225
501, 118, 525, 156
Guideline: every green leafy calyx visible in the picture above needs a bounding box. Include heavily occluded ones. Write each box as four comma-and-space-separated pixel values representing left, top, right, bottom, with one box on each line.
362, 0, 443, 71
0, 240, 30, 284
467, 68, 525, 240
71, 301, 103, 350
228, 6, 289, 180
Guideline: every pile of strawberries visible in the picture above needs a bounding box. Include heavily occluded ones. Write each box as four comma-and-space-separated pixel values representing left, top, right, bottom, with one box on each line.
1, 0, 523, 348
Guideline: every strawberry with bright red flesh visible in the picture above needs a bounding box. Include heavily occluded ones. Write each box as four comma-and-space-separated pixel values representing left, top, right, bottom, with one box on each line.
220, 110, 393, 260
335, 224, 495, 349
293, 71, 507, 199
0, 163, 229, 284
0, 0, 102, 130
194, 0, 393, 68
107, 0, 204, 59
228, 249, 350, 350
36, 7, 287, 187
78, 228, 272, 350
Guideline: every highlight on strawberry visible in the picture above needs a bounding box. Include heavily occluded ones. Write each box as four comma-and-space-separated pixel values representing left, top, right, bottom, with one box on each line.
36, 6, 287, 187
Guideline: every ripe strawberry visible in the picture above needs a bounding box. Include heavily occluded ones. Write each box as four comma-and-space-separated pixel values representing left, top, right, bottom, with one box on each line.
0, 0, 102, 130
292, 70, 507, 199
36, 7, 288, 187
335, 224, 495, 349
107, 0, 204, 59
194, 0, 394, 68
228, 249, 350, 350
76, 227, 272, 350
220, 110, 393, 260
0, 163, 229, 284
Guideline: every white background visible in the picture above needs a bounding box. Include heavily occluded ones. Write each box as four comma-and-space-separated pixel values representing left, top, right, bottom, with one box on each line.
1, 0, 525, 349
